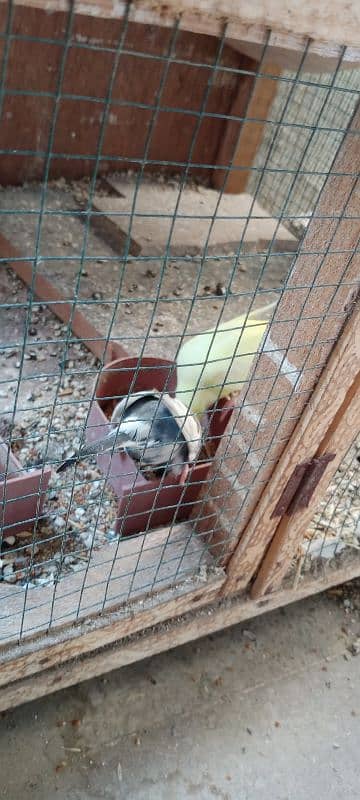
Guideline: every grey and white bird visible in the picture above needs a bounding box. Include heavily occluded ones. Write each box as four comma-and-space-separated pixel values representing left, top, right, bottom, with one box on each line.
56, 390, 202, 480
57, 301, 275, 479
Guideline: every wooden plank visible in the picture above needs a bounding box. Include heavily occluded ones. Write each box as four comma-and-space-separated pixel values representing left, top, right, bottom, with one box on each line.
0, 572, 224, 689
222, 299, 360, 596
92, 177, 297, 254
0, 233, 128, 364
212, 55, 257, 192
3, 1, 360, 67
214, 63, 282, 194
0, 520, 218, 646
1, 554, 360, 711
252, 370, 360, 596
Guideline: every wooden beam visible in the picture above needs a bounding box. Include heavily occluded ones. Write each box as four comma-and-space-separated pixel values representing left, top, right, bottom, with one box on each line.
222, 300, 360, 596
3, 1, 360, 67
214, 63, 281, 194
0, 572, 224, 689
0, 233, 129, 364
1, 555, 360, 711
252, 369, 360, 597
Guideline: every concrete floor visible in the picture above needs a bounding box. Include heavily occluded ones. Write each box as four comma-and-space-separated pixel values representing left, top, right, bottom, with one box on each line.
1, 587, 360, 800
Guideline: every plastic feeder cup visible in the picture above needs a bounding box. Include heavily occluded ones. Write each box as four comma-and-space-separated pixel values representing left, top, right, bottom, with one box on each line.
86, 357, 234, 537
0, 441, 51, 537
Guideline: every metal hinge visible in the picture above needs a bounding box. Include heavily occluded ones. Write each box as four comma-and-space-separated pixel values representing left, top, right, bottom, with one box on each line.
270, 453, 336, 519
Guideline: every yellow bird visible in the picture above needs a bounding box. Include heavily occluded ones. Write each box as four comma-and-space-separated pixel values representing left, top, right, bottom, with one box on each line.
175, 302, 276, 415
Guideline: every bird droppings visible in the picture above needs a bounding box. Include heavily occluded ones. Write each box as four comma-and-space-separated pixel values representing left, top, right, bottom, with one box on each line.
215, 283, 226, 296
55, 761, 67, 772
3, 535, 16, 546
348, 638, 360, 656
242, 628, 257, 642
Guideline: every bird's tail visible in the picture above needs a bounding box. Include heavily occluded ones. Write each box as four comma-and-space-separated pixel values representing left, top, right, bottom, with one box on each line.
56, 428, 129, 473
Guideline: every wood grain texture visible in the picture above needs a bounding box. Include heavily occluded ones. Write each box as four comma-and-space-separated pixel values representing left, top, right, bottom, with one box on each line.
0, 5, 244, 185
222, 301, 360, 596
252, 370, 360, 596
214, 63, 282, 194
1, 555, 360, 711
0, 571, 224, 688
3, 0, 360, 67
212, 55, 257, 191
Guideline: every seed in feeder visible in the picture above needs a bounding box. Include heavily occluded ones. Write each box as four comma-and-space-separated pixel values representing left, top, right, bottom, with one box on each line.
216, 283, 226, 296
3, 535, 16, 546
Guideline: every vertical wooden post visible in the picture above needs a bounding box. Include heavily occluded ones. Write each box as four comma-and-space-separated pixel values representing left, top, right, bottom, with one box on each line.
251, 370, 360, 597
221, 299, 360, 597
213, 62, 281, 193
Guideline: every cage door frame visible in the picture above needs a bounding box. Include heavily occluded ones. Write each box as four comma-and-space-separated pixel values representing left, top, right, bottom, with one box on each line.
222, 299, 360, 597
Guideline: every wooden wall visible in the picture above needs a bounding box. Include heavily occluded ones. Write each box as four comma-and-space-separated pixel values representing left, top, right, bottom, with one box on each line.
0, 6, 256, 185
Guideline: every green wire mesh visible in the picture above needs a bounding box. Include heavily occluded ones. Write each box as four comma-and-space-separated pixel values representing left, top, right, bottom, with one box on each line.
248, 67, 360, 235
0, 2, 358, 643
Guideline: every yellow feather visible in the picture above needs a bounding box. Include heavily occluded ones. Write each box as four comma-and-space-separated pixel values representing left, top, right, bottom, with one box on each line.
176, 309, 272, 415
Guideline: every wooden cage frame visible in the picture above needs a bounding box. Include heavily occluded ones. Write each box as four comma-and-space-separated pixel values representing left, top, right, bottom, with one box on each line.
0, 0, 359, 711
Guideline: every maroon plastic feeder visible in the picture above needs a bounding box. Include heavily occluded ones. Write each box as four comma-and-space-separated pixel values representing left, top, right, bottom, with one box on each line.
0, 441, 51, 537
86, 357, 233, 536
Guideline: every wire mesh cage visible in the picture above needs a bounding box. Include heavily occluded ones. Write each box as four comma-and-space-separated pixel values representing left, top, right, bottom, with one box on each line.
0, 0, 359, 694
247, 66, 360, 235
